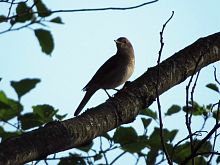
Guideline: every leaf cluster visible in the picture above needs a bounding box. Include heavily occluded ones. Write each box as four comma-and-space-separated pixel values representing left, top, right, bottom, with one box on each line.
0, 78, 67, 141
58, 82, 220, 165
0, 80, 219, 164
1, 0, 64, 55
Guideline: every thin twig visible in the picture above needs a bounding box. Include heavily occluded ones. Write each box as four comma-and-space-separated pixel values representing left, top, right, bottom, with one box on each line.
99, 137, 109, 165
109, 151, 126, 165
6, 0, 15, 18
134, 156, 141, 165
182, 123, 220, 164
213, 66, 220, 86
3, 0, 159, 22
156, 11, 174, 165
172, 131, 206, 151
0, 0, 28, 4
208, 100, 220, 164
1, 120, 19, 129
185, 48, 206, 165
188, 70, 200, 164
0, 20, 36, 35
185, 79, 194, 164
0, 1, 159, 35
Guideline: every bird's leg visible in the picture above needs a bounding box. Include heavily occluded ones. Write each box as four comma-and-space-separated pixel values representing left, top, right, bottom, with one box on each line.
122, 81, 132, 90
104, 89, 112, 99
112, 88, 120, 92
104, 89, 120, 125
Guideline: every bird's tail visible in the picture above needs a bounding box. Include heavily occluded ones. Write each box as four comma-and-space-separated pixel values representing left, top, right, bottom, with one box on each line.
74, 89, 97, 116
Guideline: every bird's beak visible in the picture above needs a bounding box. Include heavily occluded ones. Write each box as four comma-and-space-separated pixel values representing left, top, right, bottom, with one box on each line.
114, 40, 120, 44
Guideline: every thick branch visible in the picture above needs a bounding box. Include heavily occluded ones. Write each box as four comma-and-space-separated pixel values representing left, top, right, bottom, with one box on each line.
0, 32, 220, 164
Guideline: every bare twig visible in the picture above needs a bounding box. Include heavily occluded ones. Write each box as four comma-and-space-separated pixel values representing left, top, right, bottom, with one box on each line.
0, 0, 159, 35
172, 131, 206, 151
0, 20, 36, 35
185, 78, 195, 164
208, 100, 220, 164
0, 0, 28, 4
109, 151, 126, 165
185, 46, 207, 164
156, 11, 174, 165
182, 123, 220, 164
6, 0, 15, 18
188, 71, 201, 161
2, 0, 159, 22
1, 119, 16, 129
99, 137, 109, 165
214, 66, 220, 86
134, 156, 141, 165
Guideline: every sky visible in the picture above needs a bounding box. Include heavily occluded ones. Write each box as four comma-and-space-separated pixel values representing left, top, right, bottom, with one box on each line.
0, 0, 220, 164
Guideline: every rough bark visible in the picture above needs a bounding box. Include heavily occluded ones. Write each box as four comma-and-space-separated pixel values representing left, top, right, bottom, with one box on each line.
0, 32, 220, 165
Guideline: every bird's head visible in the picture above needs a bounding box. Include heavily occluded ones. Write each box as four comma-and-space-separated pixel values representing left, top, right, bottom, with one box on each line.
114, 37, 133, 50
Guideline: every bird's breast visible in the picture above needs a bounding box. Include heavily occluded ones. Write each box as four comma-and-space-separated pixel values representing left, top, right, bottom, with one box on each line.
102, 57, 135, 89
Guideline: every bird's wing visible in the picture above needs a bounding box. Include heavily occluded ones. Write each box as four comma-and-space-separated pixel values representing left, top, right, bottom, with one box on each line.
83, 54, 120, 91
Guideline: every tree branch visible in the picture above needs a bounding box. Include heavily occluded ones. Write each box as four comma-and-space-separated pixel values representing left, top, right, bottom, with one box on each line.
3, 0, 159, 22
0, 32, 220, 164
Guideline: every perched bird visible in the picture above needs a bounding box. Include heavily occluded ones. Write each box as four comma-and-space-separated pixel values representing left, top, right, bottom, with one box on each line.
74, 37, 135, 116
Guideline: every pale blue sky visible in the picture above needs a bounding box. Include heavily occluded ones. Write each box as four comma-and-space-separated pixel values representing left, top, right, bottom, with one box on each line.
1, 0, 220, 164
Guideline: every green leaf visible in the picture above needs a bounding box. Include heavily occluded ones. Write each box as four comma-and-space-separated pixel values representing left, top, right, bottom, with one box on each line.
146, 149, 158, 165
165, 104, 181, 116
0, 126, 22, 141
94, 153, 102, 161
197, 141, 212, 157
32, 104, 56, 123
76, 141, 93, 152
0, 91, 23, 121
19, 113, 42, 130
217, 155, 220, 163
182, 101, 206, 116
165, 129, 178, 142
55, 113, 67, 121
173, 142, 191, 163
213, 110, 220, 121
0, 15, 6, 23
11, 78, 41, 100
34, 0, 51, 17
113, 126, 138, 145
113, 127, 148, 153
140, 108, 157, 120
141, 118, 152, 129
173, 141, 211, 164
15, 2, 33, 23
58, 154, 86, 165
206, 83, 219, 93
100, 132, 112, 141
148, 128, 177, 149
122, 137, 148, 153
119, 135, 149, 153
34, 29, 54, 55
50, 17, 64, 24
194, 157, 207, 165
148, 127, 162, 148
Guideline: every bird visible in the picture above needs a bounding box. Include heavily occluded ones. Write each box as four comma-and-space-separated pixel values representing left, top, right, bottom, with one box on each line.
74, 37, 135, 116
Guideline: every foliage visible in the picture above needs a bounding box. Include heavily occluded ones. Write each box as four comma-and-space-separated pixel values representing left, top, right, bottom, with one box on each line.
0, 0, 64, 55
0, 77, 219, 164
0, 78, 67, 141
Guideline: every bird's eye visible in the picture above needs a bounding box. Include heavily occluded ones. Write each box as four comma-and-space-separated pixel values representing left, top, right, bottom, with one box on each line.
122, 39, 127, 43
116, 37, 128, 44
119, 39, 127, 44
